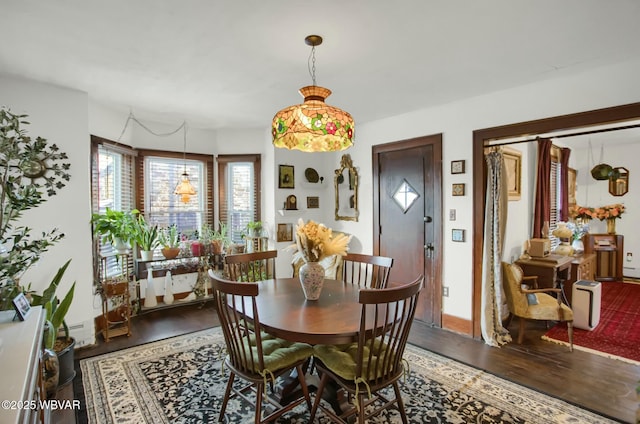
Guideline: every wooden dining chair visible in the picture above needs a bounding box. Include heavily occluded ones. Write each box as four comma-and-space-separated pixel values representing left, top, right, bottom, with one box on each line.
210, 274, 313, 423
310, 275, 423, 424
341, 253, 393, 288
225, 250, 277, 282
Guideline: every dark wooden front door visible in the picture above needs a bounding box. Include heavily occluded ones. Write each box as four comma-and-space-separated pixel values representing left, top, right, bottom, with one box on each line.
373, 135, 442, 326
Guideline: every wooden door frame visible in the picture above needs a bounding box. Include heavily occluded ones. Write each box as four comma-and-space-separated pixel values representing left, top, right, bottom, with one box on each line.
373, 134, 443, 327
471, 102, 640, 338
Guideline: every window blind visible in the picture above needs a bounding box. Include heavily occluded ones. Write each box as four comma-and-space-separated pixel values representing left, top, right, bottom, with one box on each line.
90, 136, 136, 280
217, 154, 261, 244
136, 149, 214, 237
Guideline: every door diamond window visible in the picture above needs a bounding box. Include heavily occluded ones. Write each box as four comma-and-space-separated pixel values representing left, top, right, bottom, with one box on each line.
392, 179, 419, 213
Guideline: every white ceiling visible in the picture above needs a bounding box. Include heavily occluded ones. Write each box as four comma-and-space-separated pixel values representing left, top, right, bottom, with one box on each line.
1, 0, 640, 130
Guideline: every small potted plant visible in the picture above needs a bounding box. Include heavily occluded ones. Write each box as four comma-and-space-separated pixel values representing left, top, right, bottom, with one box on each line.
132, 214, 159, 261
211, 221, 229, 254
159, 225, 181, 259
91, 208, 139, 252
246, 221, 264, 238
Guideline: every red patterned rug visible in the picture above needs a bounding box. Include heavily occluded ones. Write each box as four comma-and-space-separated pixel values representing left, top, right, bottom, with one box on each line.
542, 281, 640, 364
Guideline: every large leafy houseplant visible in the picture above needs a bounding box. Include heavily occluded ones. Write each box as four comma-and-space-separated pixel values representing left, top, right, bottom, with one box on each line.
91, 208, 139, 247
0, 108, 71, 309
29, 259, 75, 350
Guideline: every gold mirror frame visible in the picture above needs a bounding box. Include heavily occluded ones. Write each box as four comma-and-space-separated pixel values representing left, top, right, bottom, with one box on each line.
335, 154, 359, 221
608, 166, 629, 196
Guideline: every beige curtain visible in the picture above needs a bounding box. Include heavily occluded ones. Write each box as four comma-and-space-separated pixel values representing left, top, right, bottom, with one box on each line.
481, 151, 512, 347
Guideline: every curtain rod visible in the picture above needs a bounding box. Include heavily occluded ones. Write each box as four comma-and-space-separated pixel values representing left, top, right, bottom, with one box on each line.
486, 122, 640, 146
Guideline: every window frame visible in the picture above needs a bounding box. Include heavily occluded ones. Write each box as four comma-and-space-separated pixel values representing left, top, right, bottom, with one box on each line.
136, 148, 214, 234
90, 136, 137, 281
217, 154, 261, 244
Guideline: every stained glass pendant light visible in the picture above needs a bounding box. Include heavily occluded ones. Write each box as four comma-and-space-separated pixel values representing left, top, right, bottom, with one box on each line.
174, 124, 196, 203
272, 35, 355, 152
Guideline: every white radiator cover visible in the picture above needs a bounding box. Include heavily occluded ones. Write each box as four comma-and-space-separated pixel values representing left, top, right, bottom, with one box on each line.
623, 266, 640, 278
68, 320, 96, 347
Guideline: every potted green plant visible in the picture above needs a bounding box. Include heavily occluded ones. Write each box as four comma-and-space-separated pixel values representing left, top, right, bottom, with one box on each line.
159, 224, 181, 259
211, 221, 230, 254
29, 259, 76, 396
246, 221, 264, 238
132, 214, 159, 261
90, 208, 139, 252
0, 108, 70, 310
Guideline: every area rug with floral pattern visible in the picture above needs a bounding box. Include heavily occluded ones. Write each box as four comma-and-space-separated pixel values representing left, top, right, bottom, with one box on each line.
80, 327, 616, 423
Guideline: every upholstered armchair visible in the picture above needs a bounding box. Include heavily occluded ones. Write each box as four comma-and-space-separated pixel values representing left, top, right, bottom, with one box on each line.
501, 262, 573, 351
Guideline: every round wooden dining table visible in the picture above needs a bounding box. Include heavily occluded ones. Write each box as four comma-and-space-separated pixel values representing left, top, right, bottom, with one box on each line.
251, 277, 364, 345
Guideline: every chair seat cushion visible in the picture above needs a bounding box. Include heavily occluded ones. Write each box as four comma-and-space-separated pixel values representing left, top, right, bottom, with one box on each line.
527, 293, 573, 321
313, 340, 392, 381
240, 336, 312, 374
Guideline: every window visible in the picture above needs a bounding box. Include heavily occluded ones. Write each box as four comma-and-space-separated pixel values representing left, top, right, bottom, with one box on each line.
90, 136, 136, 279
136, 149, 213, 238
143, 156, 205, 234
549, 146, 562, 249
217, 155, 261, 244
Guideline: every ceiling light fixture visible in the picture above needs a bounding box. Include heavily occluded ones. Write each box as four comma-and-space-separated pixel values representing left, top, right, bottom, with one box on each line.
174, 123, 196, 203
272, 35, 355, 152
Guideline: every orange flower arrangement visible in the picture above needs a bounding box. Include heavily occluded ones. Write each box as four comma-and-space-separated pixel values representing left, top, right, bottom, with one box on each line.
593, 203, 626, 220
569, 205, 597, 220
570, 204, 626, 221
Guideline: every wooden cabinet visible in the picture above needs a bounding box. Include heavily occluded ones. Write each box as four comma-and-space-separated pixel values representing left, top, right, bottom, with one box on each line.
584, 234, 624, 281
0, 306, 49, 424
564, 253, 596, 305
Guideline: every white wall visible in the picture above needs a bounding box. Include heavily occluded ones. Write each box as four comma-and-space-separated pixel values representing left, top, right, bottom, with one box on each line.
4, 55, 640, 342
571, 143, 639, 273
1, 76, 95, 346
345, 57, 640, 320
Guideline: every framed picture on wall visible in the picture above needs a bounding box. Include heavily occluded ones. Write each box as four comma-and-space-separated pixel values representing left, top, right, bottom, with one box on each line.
568, 167, 577, 207
277, 223, 293, 242
503, 147, 522, 201
279, 165, 295, 189
451, 160, 465, 174
307, 196, 319, 208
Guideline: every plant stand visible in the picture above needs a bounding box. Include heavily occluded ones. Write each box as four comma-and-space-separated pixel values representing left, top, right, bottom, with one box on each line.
100, 254, 133, 341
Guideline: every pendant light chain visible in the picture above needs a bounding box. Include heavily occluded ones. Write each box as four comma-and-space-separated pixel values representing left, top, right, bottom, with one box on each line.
182, 122, 188, 172
117, 111, 185, 142
308, 45, 317, 86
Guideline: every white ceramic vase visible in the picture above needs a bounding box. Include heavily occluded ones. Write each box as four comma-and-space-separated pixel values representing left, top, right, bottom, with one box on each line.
144, 269, 157, 308
163, 271, 174, 305
299, 262, 325, 300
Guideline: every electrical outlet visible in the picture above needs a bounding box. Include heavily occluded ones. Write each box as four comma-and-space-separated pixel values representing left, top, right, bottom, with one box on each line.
443, 286, 449, 297
627, 252, 633, 262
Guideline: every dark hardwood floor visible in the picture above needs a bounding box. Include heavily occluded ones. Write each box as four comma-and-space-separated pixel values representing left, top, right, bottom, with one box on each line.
59, 302, 637, 423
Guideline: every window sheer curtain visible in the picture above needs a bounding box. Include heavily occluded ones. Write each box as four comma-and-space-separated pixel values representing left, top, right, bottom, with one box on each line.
533, 138, 552, 238
481, 150, 512, 347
